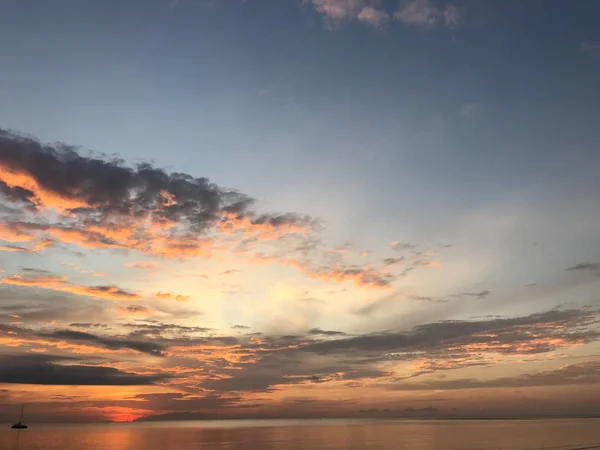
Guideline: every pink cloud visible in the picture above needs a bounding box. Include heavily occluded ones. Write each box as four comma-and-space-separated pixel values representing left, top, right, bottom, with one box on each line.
357, 6, 389, 27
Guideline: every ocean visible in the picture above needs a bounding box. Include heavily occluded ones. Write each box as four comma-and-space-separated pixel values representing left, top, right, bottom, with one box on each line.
1, 418, 599, 450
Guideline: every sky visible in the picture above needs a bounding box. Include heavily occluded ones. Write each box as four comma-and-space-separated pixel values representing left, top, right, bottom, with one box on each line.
0, 0, 599, 423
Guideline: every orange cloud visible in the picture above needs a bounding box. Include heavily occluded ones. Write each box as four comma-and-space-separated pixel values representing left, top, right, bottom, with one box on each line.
0, 221, 37, 242
114, 305, 153, 317
284, 259, 393, 290
154, 292, 190, 302
251, 254, 394, 290
150, 237, 213, 259
218, 212, 313, 240
0, 220, 214, 260
126, 261, 161, 269
0, 336, 133, 356
0, 238, 53, 253
0, 166, 89, 213
0, 274, 141, 301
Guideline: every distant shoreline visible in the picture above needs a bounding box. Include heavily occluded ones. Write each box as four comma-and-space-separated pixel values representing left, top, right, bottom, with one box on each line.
2, 416, 599, 426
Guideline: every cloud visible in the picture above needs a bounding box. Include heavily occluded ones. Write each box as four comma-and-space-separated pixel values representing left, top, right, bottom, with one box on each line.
357, 6, 390, 26
0, 129, 315, 260
0, 239, 53, 253
306, 0, 460, 30
0, 129, 429, 292
410, 295, 448, 303
0, 353, 167, 385
302, 309, 600, 357
218, 212, 315, 240
3, 307, 596, 398
122, 321, 212, 339
307, 328, 347, 336
48, 329, 164, 356
0, 273, 141, 301
154, 292, 191, 302
0, 244, 29, 252
69, 323, 111, 329
114, 305, 152, 317
567, 263, 599, 272
460, 290, 491, 299
394, 0, 460, 29
307, 0, 390, 28
126, 261, 161, 269
581, 42, 600, 56
221, 269, 240, 275
0, 323, 165, 356
309, 0, 367, 21
386, 361, 600, 391
158, 308, 600, 395
281, 258, 395, 290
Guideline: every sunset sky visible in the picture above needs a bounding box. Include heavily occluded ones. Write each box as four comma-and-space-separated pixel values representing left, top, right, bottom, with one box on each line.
1, 0, 600, 423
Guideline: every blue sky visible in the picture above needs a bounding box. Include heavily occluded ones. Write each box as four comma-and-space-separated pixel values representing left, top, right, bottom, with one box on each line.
0, 0, 600, 421
1, 0, 599, 237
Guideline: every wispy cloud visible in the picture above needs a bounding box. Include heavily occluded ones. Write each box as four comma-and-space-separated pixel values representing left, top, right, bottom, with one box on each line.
154, 291, 191, 302
386, 361, 600, 391
306, 0, 463, 29
567, 262, 599, 272
0, 323, 165, 356
125, 261, 161, 269
394, 0, 460, 29
460, 290, 491, 299
0, 273, 141, 301
357, 6, 390, 27
114, 305, 153, 317
309, 0, 368, 22
581, 42, 600, 56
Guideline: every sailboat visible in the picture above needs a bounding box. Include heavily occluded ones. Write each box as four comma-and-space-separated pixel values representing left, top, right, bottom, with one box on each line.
11, 405, 27, 429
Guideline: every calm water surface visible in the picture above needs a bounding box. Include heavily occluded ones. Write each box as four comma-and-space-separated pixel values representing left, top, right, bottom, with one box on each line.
1, 419, 600, 450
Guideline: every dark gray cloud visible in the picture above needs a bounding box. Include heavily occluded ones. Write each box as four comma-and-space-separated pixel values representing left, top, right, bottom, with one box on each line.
567, 263, 600, 272
150, 308, 600, 395
0, 128, 314, 256
0, 128, 248, 227
0, 286, 109, 324
21, 267, 52, 274
122, 321, 213, 338
410, 295, 449, 303
460, 290, 491, 299
382, 257, 404, 266
302, 309, 599, 356
386, 361, 600, 391
307, 328, 347, 336
222, 270, 241, 275
119, 305, 151, 314
48, 329, 164, 356
0, 180, 35, 208
251, 213, 315, 230
0, 323, 165, 356
0, 353, 167, 385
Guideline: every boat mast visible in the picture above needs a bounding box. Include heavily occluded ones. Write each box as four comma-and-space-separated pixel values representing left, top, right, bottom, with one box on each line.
18, 405, 24, 423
